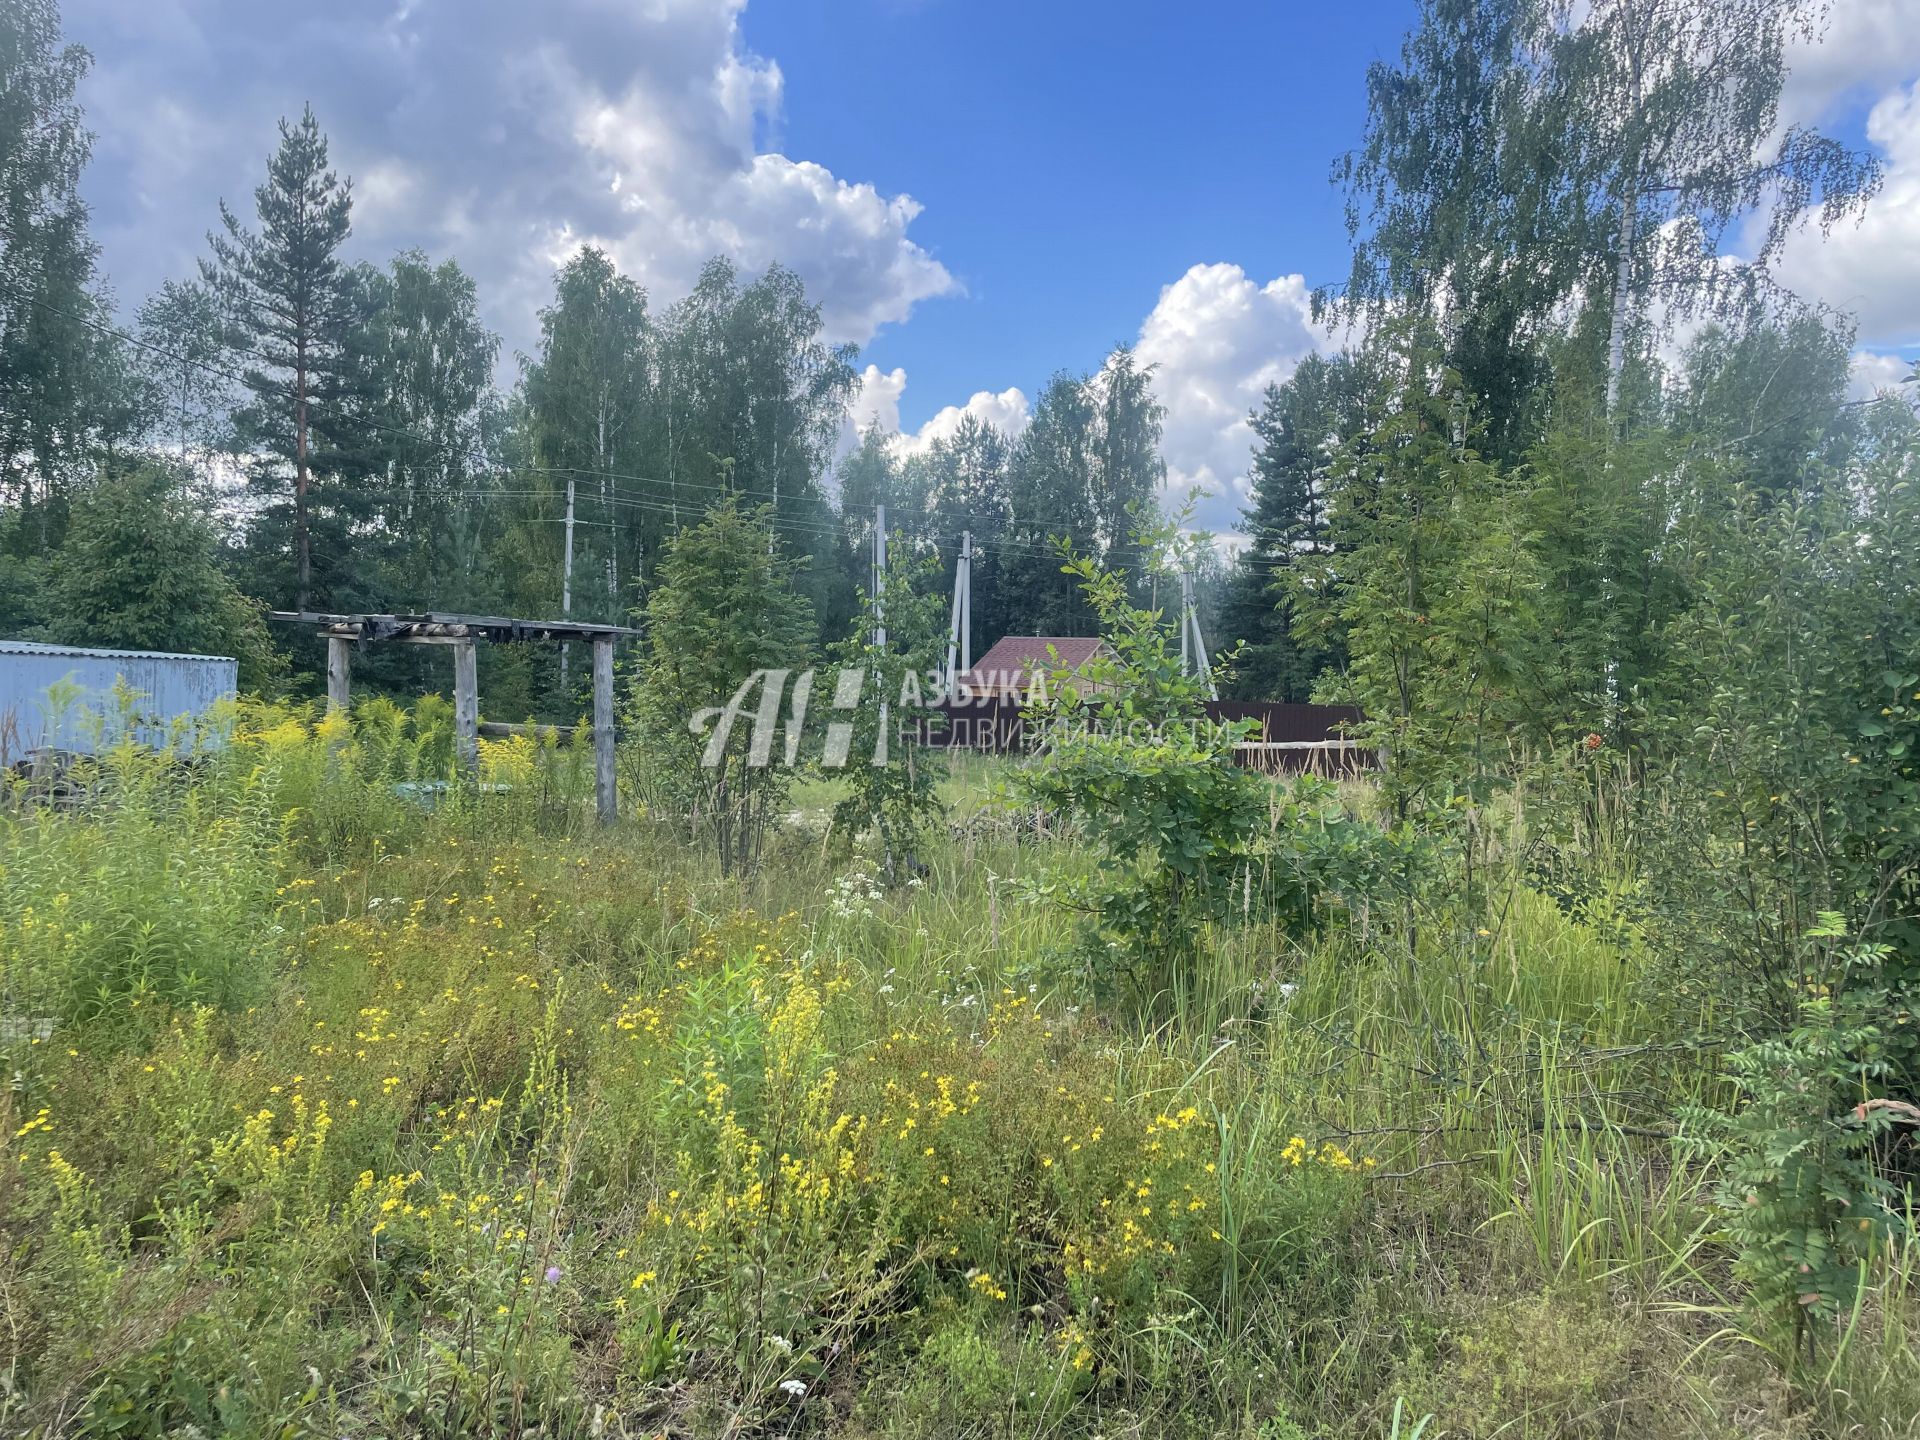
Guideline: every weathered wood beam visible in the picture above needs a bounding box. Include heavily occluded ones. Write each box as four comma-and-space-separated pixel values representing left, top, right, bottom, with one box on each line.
272, 610, 640, 644
452, 639, 479, 777
593, 635, 616, 824
326, 636, 351, 713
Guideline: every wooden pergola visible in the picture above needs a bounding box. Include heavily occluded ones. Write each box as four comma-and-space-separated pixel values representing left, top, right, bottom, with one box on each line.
269, 611, 641, 823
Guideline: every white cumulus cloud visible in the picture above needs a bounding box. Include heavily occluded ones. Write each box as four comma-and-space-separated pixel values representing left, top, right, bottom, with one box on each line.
1849, 348, 1915, 400
900, 386, 1032, 456
1133, 263, 1331, 532
842, 363, 1030, 461
68, 0, 956, 358
845, 264, 1331, 537
1781, 0, 1920, 125
1775, 78, 1920, 346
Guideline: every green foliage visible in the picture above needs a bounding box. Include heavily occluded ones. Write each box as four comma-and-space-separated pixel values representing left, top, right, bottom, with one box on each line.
998, 369, 1103, 637
0, 730, 284, 1036
358, 250, 503, 611
1013, 521, 1270, 1008
0, 694, 1909, 1438
201, 104, 360, 611
626, 494, 814, 877
1293, 335, 1544, 822
1335, 0, 1882, 425
826, 548, 948, 880
0, 0, 146, 518
1633, 406, 1920, 1029
517, 245, 653, 627
1221, 354, 1369, 702
1694, 917, 1907, 1351
1401, 1290, 1664, 1440
6, 3, 1920, 1431
1332, 0, 1565, 453
44, 462, 284, 689
655, 256, 860, 632
136, 278, 237, 469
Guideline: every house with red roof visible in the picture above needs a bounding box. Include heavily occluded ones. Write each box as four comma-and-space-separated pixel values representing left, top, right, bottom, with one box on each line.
956, 635, 1114, 702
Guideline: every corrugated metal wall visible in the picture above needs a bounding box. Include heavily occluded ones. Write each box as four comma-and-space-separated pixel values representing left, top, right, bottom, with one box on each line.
0, 643, 238, 761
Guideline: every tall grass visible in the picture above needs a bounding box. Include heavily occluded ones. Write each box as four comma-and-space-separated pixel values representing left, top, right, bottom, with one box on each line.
0, 710, 1911, 1437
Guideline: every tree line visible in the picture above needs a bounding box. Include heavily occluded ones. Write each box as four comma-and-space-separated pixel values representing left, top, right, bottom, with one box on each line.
5, 0, 1915, 742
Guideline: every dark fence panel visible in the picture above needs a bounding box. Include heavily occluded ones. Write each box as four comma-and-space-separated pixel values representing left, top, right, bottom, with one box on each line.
916, 697, 1368, 773
1207, 700, 1361, 743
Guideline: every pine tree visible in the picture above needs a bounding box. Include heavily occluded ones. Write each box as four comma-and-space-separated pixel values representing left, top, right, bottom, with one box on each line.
202, 105, 357, 611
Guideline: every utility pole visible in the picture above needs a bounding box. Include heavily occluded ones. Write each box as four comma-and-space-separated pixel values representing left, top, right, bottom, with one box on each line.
1180, 567, 1218, 701
960, 531, 972, 678
874, 505, 889, 760
559, 473, 576, 691
874, 503, 888, 653
945, 529, 973, 692
1179, 569, 1191, 674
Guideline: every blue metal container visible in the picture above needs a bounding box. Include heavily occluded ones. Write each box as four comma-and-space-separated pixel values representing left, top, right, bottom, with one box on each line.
0, 641, 238, 761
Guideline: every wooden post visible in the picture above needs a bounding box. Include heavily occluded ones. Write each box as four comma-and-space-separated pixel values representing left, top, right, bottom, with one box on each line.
326, 636, 352, 713
452, 638, 478, 778
593, 635, 616, 824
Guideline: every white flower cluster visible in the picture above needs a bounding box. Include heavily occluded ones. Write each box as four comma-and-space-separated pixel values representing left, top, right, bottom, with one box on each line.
826, 864, 885, 921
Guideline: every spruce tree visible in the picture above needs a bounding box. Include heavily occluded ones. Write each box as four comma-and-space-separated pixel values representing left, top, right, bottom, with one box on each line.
1221, 356, 1364, 700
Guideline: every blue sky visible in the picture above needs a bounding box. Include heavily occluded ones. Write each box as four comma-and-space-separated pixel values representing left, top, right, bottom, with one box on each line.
60, 0, 1920, 535
737, 0, 1416, 425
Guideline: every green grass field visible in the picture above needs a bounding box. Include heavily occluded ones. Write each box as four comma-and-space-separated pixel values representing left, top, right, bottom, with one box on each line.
2, 714, 1916, 1438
